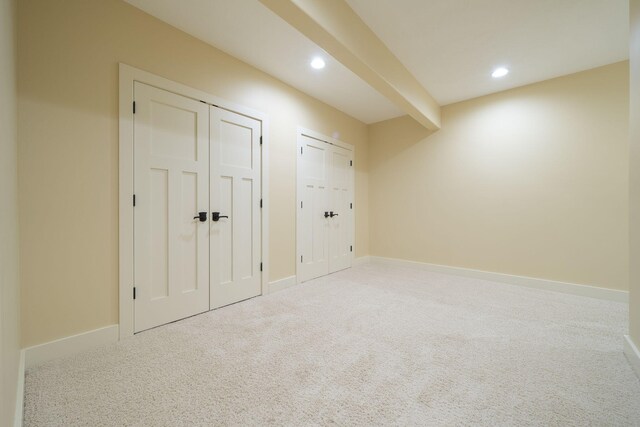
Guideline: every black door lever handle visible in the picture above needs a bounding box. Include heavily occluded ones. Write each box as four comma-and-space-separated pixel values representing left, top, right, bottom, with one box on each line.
324, 211, 330, 218
330, 211, 338, 217
193, 212, 207, 222
212, 212, 229, 222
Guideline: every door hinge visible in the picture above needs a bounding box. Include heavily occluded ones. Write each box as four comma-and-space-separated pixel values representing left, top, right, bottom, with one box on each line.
300, 201, 303, 209
133, 101, 136, 114
133, 287, 136, 299
260, 262, 263, 272
260, 136, 263, 145
350, 202, 352, 209
133, 194, 136, 207
301, 255, 303, 263
350, 246, 353, 252
350, 160, 353, 166
260, 199, 263, 208
301, 147, 303, 155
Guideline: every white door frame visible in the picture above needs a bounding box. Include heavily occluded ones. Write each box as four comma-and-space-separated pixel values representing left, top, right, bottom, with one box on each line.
118, 63, 270, 339
296, 127, 355, 284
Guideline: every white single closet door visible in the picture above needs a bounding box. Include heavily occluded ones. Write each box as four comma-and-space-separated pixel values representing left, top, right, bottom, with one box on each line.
328, 146, 353, 273
298, 134, 331, 282
133, 82, 210, 332
210, 107, 262, 309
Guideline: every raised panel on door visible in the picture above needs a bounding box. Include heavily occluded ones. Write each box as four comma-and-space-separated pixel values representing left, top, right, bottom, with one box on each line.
329, 147, 353, 273
210, 107, 262, 309
297, 135, 330, 282
134, 82, 209, 333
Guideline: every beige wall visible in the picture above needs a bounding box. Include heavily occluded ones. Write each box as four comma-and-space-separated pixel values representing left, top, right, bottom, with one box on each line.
18, 0, 369, 347
630, 0, 640, 344
1, 0, 20, 423
369, 62, 629, 290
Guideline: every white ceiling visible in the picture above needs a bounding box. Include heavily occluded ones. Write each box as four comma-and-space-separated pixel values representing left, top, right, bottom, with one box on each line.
346, 0, 629, 105
123, 0, 404, 124
125, 0, 629, 123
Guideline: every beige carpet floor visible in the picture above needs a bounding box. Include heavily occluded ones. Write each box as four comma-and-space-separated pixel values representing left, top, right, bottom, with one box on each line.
24, 263, 640, 426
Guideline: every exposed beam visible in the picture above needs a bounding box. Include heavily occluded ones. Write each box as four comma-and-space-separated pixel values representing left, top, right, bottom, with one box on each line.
259, 0, 441, 130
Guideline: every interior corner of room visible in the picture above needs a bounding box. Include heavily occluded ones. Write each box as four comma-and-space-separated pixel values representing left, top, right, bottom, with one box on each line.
2, 0, 640, 425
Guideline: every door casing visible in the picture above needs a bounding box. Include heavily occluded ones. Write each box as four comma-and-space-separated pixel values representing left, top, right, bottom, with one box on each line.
118, 63, 270, 339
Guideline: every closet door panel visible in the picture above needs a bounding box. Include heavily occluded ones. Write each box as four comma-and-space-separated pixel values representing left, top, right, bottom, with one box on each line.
133, 82, 210, 333
298, 135, 330, 282
329, 147, 353, 273
210, 108, 262, 309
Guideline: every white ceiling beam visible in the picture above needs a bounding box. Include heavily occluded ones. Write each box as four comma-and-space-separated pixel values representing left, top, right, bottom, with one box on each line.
259, 0, 441, 130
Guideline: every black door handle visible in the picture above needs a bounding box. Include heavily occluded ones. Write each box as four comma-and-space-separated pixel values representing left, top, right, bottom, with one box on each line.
193, 212, 207, 222
324, 211, 330, 218
212, 212, 229, 222
330, 211, 338, 217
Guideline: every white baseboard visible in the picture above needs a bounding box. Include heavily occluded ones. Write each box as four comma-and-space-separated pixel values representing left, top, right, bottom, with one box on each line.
624, 335, 640, 378
368, 256, 628, 302
352, 256, 371, 266
267, 259, 370, 292
14, 349, 25, 427
24, 325, 119, 368
266, 276, 297, 294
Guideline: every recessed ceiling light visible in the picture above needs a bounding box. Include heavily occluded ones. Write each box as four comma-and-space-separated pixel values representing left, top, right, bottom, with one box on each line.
310, 57, 326, 69
492, 67, 509, 78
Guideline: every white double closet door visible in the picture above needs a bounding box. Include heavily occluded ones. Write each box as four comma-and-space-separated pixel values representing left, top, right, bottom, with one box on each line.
133, 82, 262, 333
298, 133, 354, 283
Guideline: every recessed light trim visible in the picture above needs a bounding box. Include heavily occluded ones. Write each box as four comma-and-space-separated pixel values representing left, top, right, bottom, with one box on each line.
310, 57, 326, 69
492, 67, 509, 78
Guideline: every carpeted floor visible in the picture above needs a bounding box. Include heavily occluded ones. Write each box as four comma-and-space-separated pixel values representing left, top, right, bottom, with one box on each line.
24, 263, 640, 426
